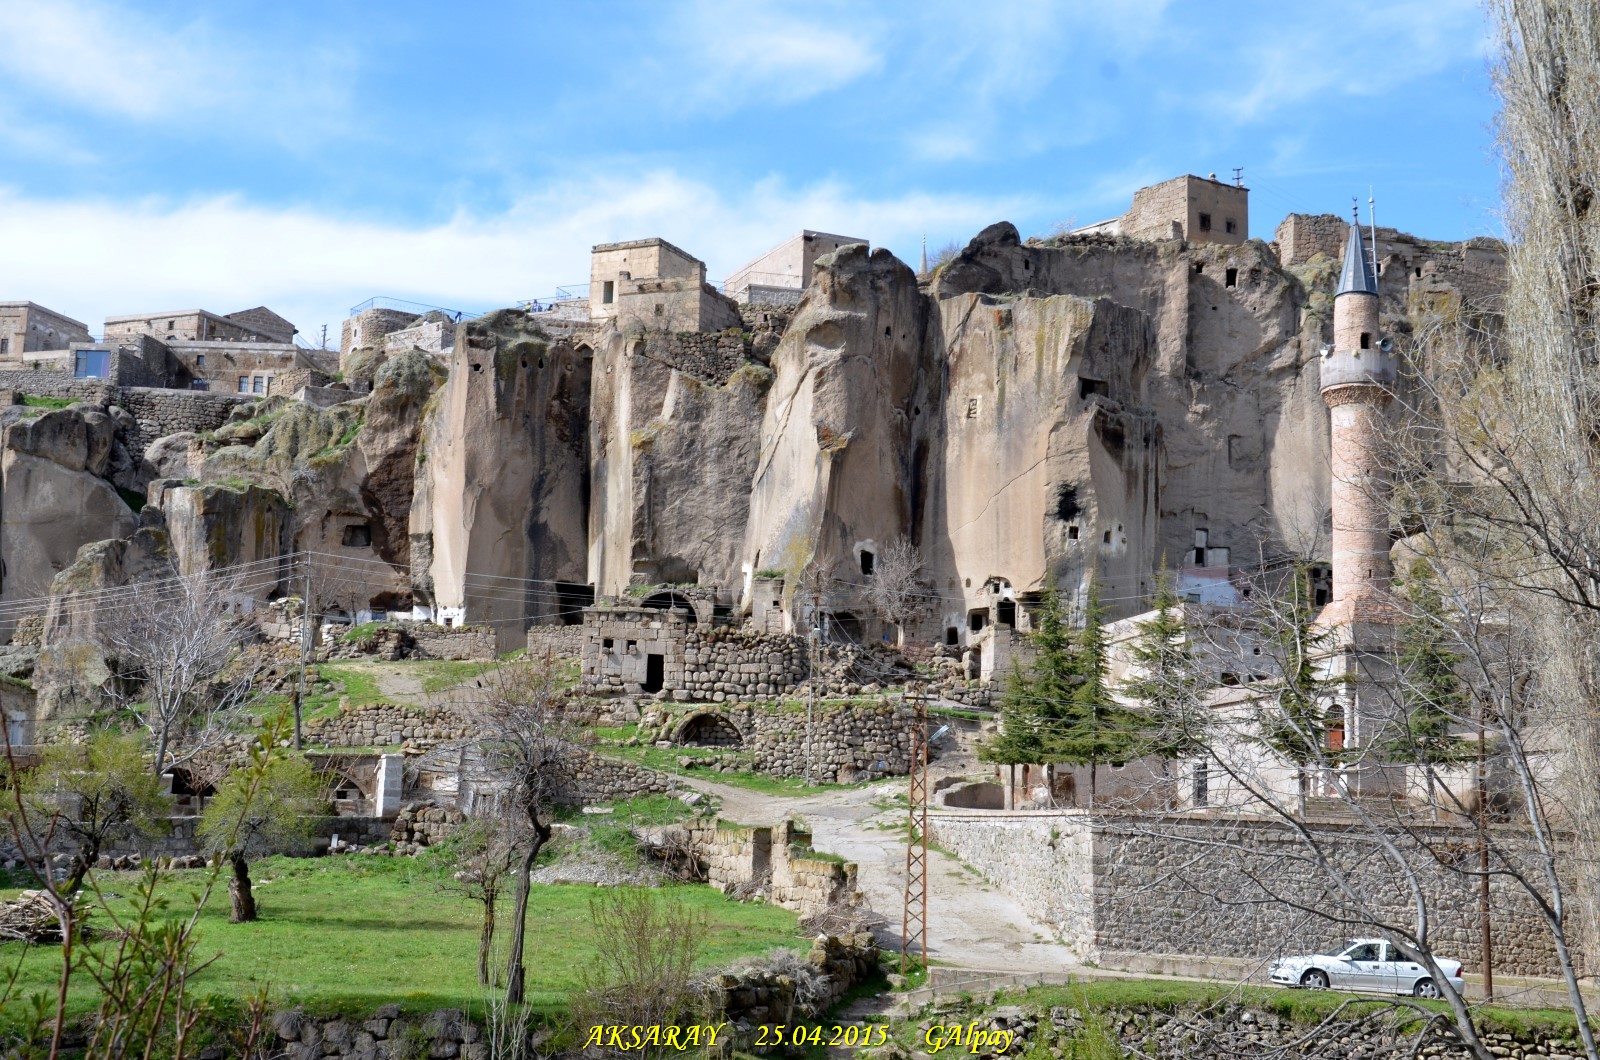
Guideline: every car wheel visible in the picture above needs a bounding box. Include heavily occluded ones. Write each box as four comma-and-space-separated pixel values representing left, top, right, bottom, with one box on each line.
1300, 969, 1329, 990
1413, 977, 1441, 999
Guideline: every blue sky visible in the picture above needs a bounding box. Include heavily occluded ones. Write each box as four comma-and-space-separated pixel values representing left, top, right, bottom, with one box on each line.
0, 0, 1500, 342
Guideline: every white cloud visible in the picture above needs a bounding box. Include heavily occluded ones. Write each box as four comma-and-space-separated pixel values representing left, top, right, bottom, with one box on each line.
0, 174, 1031, 340
645, 0, 883, 110
0, 0, 354, 139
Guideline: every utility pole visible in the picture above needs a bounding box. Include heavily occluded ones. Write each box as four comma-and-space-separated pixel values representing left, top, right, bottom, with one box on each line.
807, 586, 820, 787
294, 563, 311, 751
319, 324, 329, 351
1478, 657, 1497, 1001
901, 686, 930, 974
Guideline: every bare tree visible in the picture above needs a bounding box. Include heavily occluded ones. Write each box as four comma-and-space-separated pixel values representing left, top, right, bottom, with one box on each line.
99, 568, 265, 775
463, 656, 570, 1006
569, 888, 709, 1056
862, 535, 926, 645
445, 813, 526, 986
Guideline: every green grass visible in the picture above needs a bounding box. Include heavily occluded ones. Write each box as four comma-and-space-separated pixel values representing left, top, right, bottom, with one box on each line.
592, 741, 878, 797
0, 854, 802, 1023
303, 663, 384, 716
415, 660, 491, 694
20, 395, 74, 409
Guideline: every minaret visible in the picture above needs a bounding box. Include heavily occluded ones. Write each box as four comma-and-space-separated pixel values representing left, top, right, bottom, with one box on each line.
1320, 214, 1396, 608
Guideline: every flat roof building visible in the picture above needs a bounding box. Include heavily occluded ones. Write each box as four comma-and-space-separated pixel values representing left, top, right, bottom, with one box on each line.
724, 230, 869, 305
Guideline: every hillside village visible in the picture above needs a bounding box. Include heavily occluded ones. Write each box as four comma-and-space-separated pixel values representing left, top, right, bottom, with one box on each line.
0, 166, 1591, 1060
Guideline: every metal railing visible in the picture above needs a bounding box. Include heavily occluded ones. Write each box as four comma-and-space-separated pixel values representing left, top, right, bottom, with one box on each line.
347, 295, 484, 319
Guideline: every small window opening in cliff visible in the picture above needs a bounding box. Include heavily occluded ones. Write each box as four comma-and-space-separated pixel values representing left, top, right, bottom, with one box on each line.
968, 609, 987, 632
997, 599, 1016, 627
341, 524, 372, 548
643, 654, 665, 693
967, 397, 980, 418
1193, 528, 1208, 566
884, 326, 892, 337
1415, 266, 1423, 278
1067, 526, 1079, 540
945, 626, 959, 645
860, 550, 875, 576
1193, 262, 1204, 275
1054, 483, 1081, 522
602, 281, 615, 304
1224, 267, 1238, 288
1023, 258, 1030, 271
1198, 212, 1212, 232
471, 363, 482, 372
1102, 530, 1111, 544
1360, 332, 1371, 350
1225, 219, 1237, 235
1079, 378, 1108, 399
196, 354, 205, 367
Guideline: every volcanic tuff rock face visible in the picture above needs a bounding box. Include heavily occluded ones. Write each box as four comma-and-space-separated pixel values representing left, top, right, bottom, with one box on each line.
0, 406, 138, 620
410, 310, 589, 632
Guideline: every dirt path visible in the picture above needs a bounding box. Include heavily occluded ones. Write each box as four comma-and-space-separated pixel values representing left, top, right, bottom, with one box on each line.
674, 771, 1073, 975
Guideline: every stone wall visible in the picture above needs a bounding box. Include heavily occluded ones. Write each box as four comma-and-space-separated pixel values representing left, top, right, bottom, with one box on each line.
644, 328, 750, 384
710, 932, 879, 1035
940, 996, 1589, 1060
929, 809, 1578, 978
684, 817, 858, 917
1275, 212, 1349, 267
268, 1006, 487, 1060
0, 377, 258, 460
407, 623, 496, 660
639, 698, 913, 782
117, 387, 254, 459
556, 747, 675, 805
524, 623, 584, 656
304, 704, 469, 748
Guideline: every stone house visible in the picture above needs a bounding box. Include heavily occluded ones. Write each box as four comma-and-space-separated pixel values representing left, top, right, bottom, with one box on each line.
588, 237, 741, 333
102, 306, 296, 345
0, 302, 93, 363
724, 230, 868, 305
1074, 173, 1250, 244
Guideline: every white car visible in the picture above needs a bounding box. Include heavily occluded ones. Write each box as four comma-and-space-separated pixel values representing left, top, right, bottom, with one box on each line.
1269, 938, 1465, 998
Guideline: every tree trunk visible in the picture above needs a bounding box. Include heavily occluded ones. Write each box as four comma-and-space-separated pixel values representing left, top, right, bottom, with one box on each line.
478, 886, 497, 986
1089, 759, 1097, 811
229, 851, 257, 923
504, 824, 549, 1005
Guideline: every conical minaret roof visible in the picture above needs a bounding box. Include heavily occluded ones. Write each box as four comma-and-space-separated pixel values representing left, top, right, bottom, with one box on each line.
1336, 222, 1377, 297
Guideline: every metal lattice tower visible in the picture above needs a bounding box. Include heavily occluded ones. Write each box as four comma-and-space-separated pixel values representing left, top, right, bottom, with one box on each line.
901, 688, 930, 973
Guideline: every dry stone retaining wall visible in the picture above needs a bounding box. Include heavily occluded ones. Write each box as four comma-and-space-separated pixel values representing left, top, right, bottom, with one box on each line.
930, 810, 1577, 978
407, 624, 495, 660
640, 698, 913, 782
685, 818, 857, 917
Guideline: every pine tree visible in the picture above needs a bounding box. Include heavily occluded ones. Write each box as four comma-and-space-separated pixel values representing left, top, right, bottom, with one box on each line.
1046, 576, 1142, 809
1387, 566, 1472, 813
1121, 571, 1208, 806
981, 588, 1072, 771
1255, 563, 1346, 817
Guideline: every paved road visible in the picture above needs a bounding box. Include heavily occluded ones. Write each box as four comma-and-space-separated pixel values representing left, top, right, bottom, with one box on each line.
674, 768, 1074, 975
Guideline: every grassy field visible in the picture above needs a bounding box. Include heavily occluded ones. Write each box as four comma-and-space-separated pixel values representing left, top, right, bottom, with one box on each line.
0, 852, 802, 1021
588, 725, 891, 797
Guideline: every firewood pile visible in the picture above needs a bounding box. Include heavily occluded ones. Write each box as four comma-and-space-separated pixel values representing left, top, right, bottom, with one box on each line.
0, 890, 65, 943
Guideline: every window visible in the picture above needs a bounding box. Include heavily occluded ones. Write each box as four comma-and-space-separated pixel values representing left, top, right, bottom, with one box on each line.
252, 376, 265, 394
1224, 267, 1238, 288
74, 350, 110, 379
602, 280, 615, 304
1360, 333, 1371, 350
1102, 530, 1112, 544
1193, 528, 1208, 566
602, 638, 613, 650
1067, 526, 1078, 540
945, 627, 959, 646
1193, 262, 1204, 275
238, 376, 250, 393
0, 338, 8, 355
167, 319, 175, 330
1198, 212, 1212, 232
966, 397, 979, 418
654, 303, 663, 316
341, 524, 372, 548
1415, 266, 1423, 278
1224, 219, 1237, 234
195, 354, 205, 367
860, 550, 875, 576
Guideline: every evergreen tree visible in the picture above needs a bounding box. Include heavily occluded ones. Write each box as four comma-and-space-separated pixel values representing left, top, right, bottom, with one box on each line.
1254, 563, 1346, 817
1121, 570, 1207, 758
981, 588, 1072, 771
1047, 576, 1143, 808
1387, 566, 1473, 812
